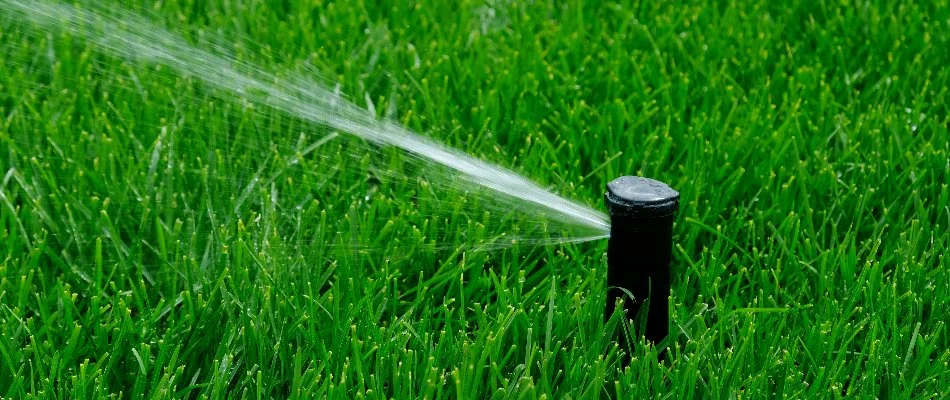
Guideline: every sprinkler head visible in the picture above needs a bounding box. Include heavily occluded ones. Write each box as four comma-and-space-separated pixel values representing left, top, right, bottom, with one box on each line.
605, 176, 680, 218
604, 176, 679, 357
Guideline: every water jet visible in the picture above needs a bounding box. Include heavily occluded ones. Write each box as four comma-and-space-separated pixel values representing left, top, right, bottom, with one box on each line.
604, 176, 679, 354
0, 0, 611, 249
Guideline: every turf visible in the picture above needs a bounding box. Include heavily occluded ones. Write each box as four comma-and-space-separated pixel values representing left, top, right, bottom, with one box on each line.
1, 0, 948, 398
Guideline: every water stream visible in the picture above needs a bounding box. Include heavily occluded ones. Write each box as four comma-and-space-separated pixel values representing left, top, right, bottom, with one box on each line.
1, 0, 611, 248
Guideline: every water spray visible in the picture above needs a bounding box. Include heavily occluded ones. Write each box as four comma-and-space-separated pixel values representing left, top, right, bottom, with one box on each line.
0, 0, 610, 248
604, 176, 679, 354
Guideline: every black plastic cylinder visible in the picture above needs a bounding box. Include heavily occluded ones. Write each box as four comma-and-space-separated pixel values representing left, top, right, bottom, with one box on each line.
604, 176, 679, 351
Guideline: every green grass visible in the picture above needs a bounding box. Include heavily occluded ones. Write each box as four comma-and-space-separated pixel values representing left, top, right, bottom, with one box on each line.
1, 0, 949, 398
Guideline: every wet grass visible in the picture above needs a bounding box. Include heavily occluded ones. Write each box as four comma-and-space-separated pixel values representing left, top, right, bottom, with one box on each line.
1, 0, 948, 398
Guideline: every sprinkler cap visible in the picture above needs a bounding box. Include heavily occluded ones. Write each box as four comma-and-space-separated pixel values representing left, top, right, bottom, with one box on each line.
605, 176, 679, 217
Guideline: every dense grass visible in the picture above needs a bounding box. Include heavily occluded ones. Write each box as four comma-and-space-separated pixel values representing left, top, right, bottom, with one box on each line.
1, 0, 948, 398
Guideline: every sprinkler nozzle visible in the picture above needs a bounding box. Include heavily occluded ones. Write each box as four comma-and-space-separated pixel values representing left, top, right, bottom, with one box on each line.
605, 176, 679, 355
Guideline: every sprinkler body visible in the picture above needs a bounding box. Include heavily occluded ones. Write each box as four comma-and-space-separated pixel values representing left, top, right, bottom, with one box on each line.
605, 176, 679, 352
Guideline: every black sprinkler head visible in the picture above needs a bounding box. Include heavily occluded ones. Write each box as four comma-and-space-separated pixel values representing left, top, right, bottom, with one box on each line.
604, 176, 679, 355
605, 176, 680, 218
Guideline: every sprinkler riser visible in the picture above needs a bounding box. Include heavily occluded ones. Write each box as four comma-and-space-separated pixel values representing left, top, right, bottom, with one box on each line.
604, 176, 679, 354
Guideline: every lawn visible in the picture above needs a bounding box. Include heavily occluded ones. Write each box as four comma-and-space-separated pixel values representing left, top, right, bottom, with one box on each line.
1, 0, 948, 398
